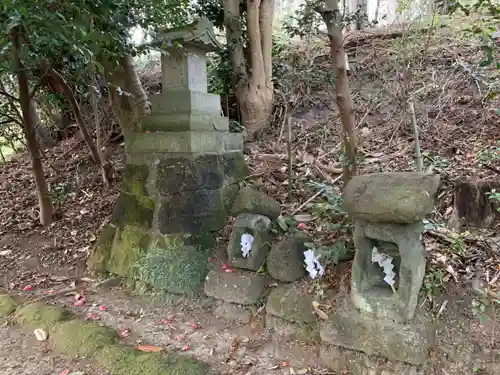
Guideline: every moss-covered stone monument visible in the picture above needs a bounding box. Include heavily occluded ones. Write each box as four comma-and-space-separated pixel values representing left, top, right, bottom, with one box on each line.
88, 18, 248, 296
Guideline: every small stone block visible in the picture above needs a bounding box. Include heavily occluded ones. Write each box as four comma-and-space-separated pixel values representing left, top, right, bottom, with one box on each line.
344, 172, 441, 223
223, 152, 249, 184
204, 269, 268, 305
230, 187, 281, 220
110, 193, 155, 228
266, 284, 316, 324
320, 304, 435, 365
267, 233, 309, 282
122, 164, 149, 196
227, 214, 271, 271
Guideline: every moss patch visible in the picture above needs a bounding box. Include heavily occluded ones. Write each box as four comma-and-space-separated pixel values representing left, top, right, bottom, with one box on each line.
107, 224, 150, 278
123, 164, 150, 197
137, 236, 212, 296
14, 302, 69, 328
0, 294, 19, 316
52, 319, 117, 357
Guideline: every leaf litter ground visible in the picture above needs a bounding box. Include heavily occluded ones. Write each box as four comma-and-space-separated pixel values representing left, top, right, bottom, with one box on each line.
0, 17, 499, 375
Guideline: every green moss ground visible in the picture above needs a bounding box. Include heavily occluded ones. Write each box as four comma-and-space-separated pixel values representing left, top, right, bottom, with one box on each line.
0, 295, 212, 375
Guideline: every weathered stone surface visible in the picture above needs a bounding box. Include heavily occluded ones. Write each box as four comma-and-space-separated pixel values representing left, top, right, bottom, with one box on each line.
204, 269, 267, 305
157, 189, 227, 234
227, 214, 272, 271
230, 187, 281, 220
344, 172, 441, 223
267, 233, 309, 282
265, 315, 319, 344
87, 224, 117, 273
320, 303, 435, 365
213, 302, 252, 324
351, 220, 425, 322
266, 284, 316, 324
110, 193, 155, 228
142, 112, 229, 132
156, 155, 223, 194
223, 152, 249, 184
320, 345, 423, 375
126, 131, 242, 154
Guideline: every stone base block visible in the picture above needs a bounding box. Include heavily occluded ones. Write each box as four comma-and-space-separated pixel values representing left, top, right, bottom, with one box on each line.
204, 269, 268, 305
320, 303, 435, 365
265, 315, 319, 344
320, 345, 423, 375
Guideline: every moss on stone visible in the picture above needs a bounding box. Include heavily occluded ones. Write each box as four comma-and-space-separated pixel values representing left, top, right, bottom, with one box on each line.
52, 319, 117, 358
87, 224, 117, 273
107, 225, 150, 278
137, 236, 212, 296
0, 294, 19, 316
122, 164, 150, 197
14, 302, 69, 328
111, 193, 155, 228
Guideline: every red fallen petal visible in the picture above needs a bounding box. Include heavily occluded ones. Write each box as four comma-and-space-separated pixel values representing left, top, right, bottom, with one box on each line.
191, 323, 198, 329
181, 345, 189, 351
221, 263, 228, 269
73, 298, 86, 306
225, 268, 233, 273
99, 305, 105, 311
146, 130, 151, 134
118, 328, 131, 338
23, 285, 33, 291
207, 257, 213, 262
175, 334, 186, 341
297, 223, 306, 230
59, 370, 70, 375
160, 318, 171, 325
85, 313, 101, 320
279, 361, 290, 367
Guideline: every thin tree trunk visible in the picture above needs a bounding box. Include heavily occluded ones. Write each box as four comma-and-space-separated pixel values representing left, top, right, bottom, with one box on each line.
11, 26, 54, 226
48, 69, 111, 187
120, 55, 150, 118
316, 0, 358, 188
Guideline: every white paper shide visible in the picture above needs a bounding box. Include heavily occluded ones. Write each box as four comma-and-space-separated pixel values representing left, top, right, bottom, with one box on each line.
240, 233, 254, 258
303, 249, 325, 279
372, 246, 396, 292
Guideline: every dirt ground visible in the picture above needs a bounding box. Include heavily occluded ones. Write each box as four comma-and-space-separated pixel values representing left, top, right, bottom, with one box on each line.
1, 279, 499, 375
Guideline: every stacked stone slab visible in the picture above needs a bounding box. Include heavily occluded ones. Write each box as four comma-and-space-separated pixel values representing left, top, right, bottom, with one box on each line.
87, 18, 247, 296
204, 187, 280, 306
319, 172, 441, 374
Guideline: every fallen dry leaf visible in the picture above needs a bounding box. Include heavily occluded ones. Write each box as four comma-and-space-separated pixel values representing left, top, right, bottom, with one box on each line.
85, 313, 100, 321
34, 328, 48, 341
136, 345, 164, 353
296, 369, 309, 374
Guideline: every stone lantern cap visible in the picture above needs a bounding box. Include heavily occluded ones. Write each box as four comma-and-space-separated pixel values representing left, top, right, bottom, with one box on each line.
155, 17, 222, 52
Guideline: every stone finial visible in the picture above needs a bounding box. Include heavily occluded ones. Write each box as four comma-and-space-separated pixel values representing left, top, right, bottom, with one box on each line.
155, 17, 222, 52
153, 18, 220, 94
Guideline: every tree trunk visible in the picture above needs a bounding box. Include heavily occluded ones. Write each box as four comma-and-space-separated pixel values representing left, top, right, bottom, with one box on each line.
224, 0, 275, 141
316, 0, 357, 188
103, 55, 149, 141
11, 26, 54, 226
31, 100, 56, 149
48, 69, 111, 187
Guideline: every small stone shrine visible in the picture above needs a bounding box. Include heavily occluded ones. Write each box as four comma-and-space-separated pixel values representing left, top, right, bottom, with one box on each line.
87, 18, 248, 295
320, 172, 441, 372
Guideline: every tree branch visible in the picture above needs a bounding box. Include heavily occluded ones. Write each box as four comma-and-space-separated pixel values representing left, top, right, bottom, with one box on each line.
0, 90, 19, 102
